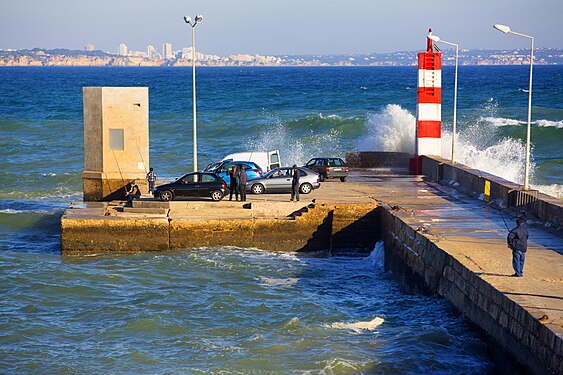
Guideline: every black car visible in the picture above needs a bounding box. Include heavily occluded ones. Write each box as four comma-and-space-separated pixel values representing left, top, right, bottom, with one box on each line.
154, 172, 226, 201
304, 157, 349, 182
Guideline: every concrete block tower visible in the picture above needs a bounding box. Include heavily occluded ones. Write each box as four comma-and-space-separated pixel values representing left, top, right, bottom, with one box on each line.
82, 87, 149, 201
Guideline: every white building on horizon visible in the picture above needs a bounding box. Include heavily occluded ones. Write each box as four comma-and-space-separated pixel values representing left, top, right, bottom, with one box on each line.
84, 43, 94, 52
162, 43, 173, 59
147, 45, 157, 59
119, 43, 128, 56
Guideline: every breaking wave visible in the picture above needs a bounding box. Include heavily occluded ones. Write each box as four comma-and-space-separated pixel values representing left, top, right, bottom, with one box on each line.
357, 104, 560, 198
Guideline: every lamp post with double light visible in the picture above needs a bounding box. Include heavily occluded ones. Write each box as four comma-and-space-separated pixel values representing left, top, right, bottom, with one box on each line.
493, 24, 534, 190
184, 15, 203, 172
428, 34, 459, 165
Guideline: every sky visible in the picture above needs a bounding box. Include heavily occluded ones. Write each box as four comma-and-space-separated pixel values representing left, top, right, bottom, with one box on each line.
0, 0, 561, 55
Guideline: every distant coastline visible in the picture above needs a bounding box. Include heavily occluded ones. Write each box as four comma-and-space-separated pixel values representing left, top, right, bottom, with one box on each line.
0, 47, 561, 67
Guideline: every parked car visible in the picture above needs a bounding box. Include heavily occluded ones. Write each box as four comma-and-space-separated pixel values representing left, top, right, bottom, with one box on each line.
304, 157, 349, 182
204, 160, 263, 185
154, 172, 226, 201
221, 150, 281, 172
247, 167, 320, 195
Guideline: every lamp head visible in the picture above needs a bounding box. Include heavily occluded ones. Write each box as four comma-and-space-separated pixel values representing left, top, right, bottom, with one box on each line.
428, 35, 441, 42
493, 24, 511, 34
184, 16, 192, 24
195, 15, 203, 23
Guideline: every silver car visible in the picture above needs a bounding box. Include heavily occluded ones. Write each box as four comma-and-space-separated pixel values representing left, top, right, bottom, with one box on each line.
247, 167, 320, 195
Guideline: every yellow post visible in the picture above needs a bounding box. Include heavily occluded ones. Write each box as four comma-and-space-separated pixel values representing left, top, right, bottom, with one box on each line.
484, 180, 491, 203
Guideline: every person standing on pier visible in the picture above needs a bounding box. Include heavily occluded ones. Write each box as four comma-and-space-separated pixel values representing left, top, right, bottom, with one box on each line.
507, 218, 529, 277
146, 167, 157, 194
290, 164, 300, 202
229, 165, 239, 201
238, 165, 248, 202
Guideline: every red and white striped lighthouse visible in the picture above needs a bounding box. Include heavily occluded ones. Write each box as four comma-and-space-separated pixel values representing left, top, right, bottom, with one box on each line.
410, 28, 442, 174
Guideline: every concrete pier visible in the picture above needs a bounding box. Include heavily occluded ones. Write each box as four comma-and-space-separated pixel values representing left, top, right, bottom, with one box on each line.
60, 156, 562, 374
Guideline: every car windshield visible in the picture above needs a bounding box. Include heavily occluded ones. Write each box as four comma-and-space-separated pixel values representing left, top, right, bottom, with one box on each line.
204, 162, 222, 172
329, 159, 345, 166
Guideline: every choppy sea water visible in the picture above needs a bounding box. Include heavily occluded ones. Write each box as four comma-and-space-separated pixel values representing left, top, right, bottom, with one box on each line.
0, 65, 561, 372
1, 245, 493, 373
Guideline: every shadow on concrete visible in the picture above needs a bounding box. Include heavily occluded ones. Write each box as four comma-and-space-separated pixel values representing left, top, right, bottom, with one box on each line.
331, 208, 381, 256
297, 210, 333, 254
477, 272, 512, 277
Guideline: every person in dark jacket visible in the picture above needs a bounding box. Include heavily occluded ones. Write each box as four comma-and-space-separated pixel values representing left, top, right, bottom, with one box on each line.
125, 180, 141, 206
290, 164, 300, 202
507, 218, 529, 277
229, 165, 239, 201
238, 165, 248, 202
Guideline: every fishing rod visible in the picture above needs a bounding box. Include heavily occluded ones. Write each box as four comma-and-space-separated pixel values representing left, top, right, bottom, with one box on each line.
111, 149, 127, 195
134, 139, 148, 175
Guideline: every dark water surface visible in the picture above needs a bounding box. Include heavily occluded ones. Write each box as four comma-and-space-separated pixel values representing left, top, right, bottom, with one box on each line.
1, 66, 561, 372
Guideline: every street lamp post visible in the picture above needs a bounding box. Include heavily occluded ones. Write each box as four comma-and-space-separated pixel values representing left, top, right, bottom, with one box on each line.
493, 24, 534, 190
184, 15, 203, 172
428, 34, 459, 164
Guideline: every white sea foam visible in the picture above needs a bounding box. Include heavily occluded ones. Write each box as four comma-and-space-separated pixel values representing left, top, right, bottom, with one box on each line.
481, 117, 563, 129
363, 241, 384, 270
244, 120, 345, 166
479, 117, 523, 127
0, 208, 62, 215
326, 316, 384, 334
359, 105, 561, 198
258, 276, 299, 287
530, 184, 563, 198
536, 119, 563, 129
441, 131, 529, 185
320, 358, 360, 374
358, 104, 416, 153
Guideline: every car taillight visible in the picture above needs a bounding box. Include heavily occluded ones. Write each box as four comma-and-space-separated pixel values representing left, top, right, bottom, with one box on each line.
326, 167, 330, 173
317, 177, 320, 182
345, 166, 349, 172
222, 183, 226, 189
254, 169, 262, 175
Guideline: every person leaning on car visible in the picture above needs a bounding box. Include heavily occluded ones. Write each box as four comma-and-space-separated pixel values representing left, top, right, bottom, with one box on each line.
238, 165, 248, 202
290, 164, 300, 202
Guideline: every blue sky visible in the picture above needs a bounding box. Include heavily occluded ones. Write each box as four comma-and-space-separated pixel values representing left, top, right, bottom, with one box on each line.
0, 0, 561, 54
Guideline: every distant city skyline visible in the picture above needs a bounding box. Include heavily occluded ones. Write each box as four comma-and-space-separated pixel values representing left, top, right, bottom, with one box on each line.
0, 0, 562, 55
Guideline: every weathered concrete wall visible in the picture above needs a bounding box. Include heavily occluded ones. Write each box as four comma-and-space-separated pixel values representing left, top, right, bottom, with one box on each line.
61, 216, 169, 255
61, 202, 378, 255
346, 151, 411, 170
381, 207, 562, 375
422, 156, 563, 229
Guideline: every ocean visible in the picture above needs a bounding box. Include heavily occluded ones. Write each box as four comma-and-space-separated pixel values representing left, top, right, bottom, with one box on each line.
1, 66, 561, 372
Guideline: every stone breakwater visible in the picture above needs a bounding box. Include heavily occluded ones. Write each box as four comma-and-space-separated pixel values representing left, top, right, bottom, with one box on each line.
60, 158, 562, 374
61, 199, 379, 256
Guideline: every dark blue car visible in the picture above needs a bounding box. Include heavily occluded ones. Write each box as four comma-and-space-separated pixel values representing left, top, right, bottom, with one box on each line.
204, 160, 263, 185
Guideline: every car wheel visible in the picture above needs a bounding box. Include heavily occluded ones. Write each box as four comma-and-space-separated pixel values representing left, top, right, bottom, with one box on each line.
159, 190, 173, 201
319, 174, 326, 182
300, 183, 313, 194
210, 190, 224, 201
340, 177, 347, 182
251, 183, 265, 194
